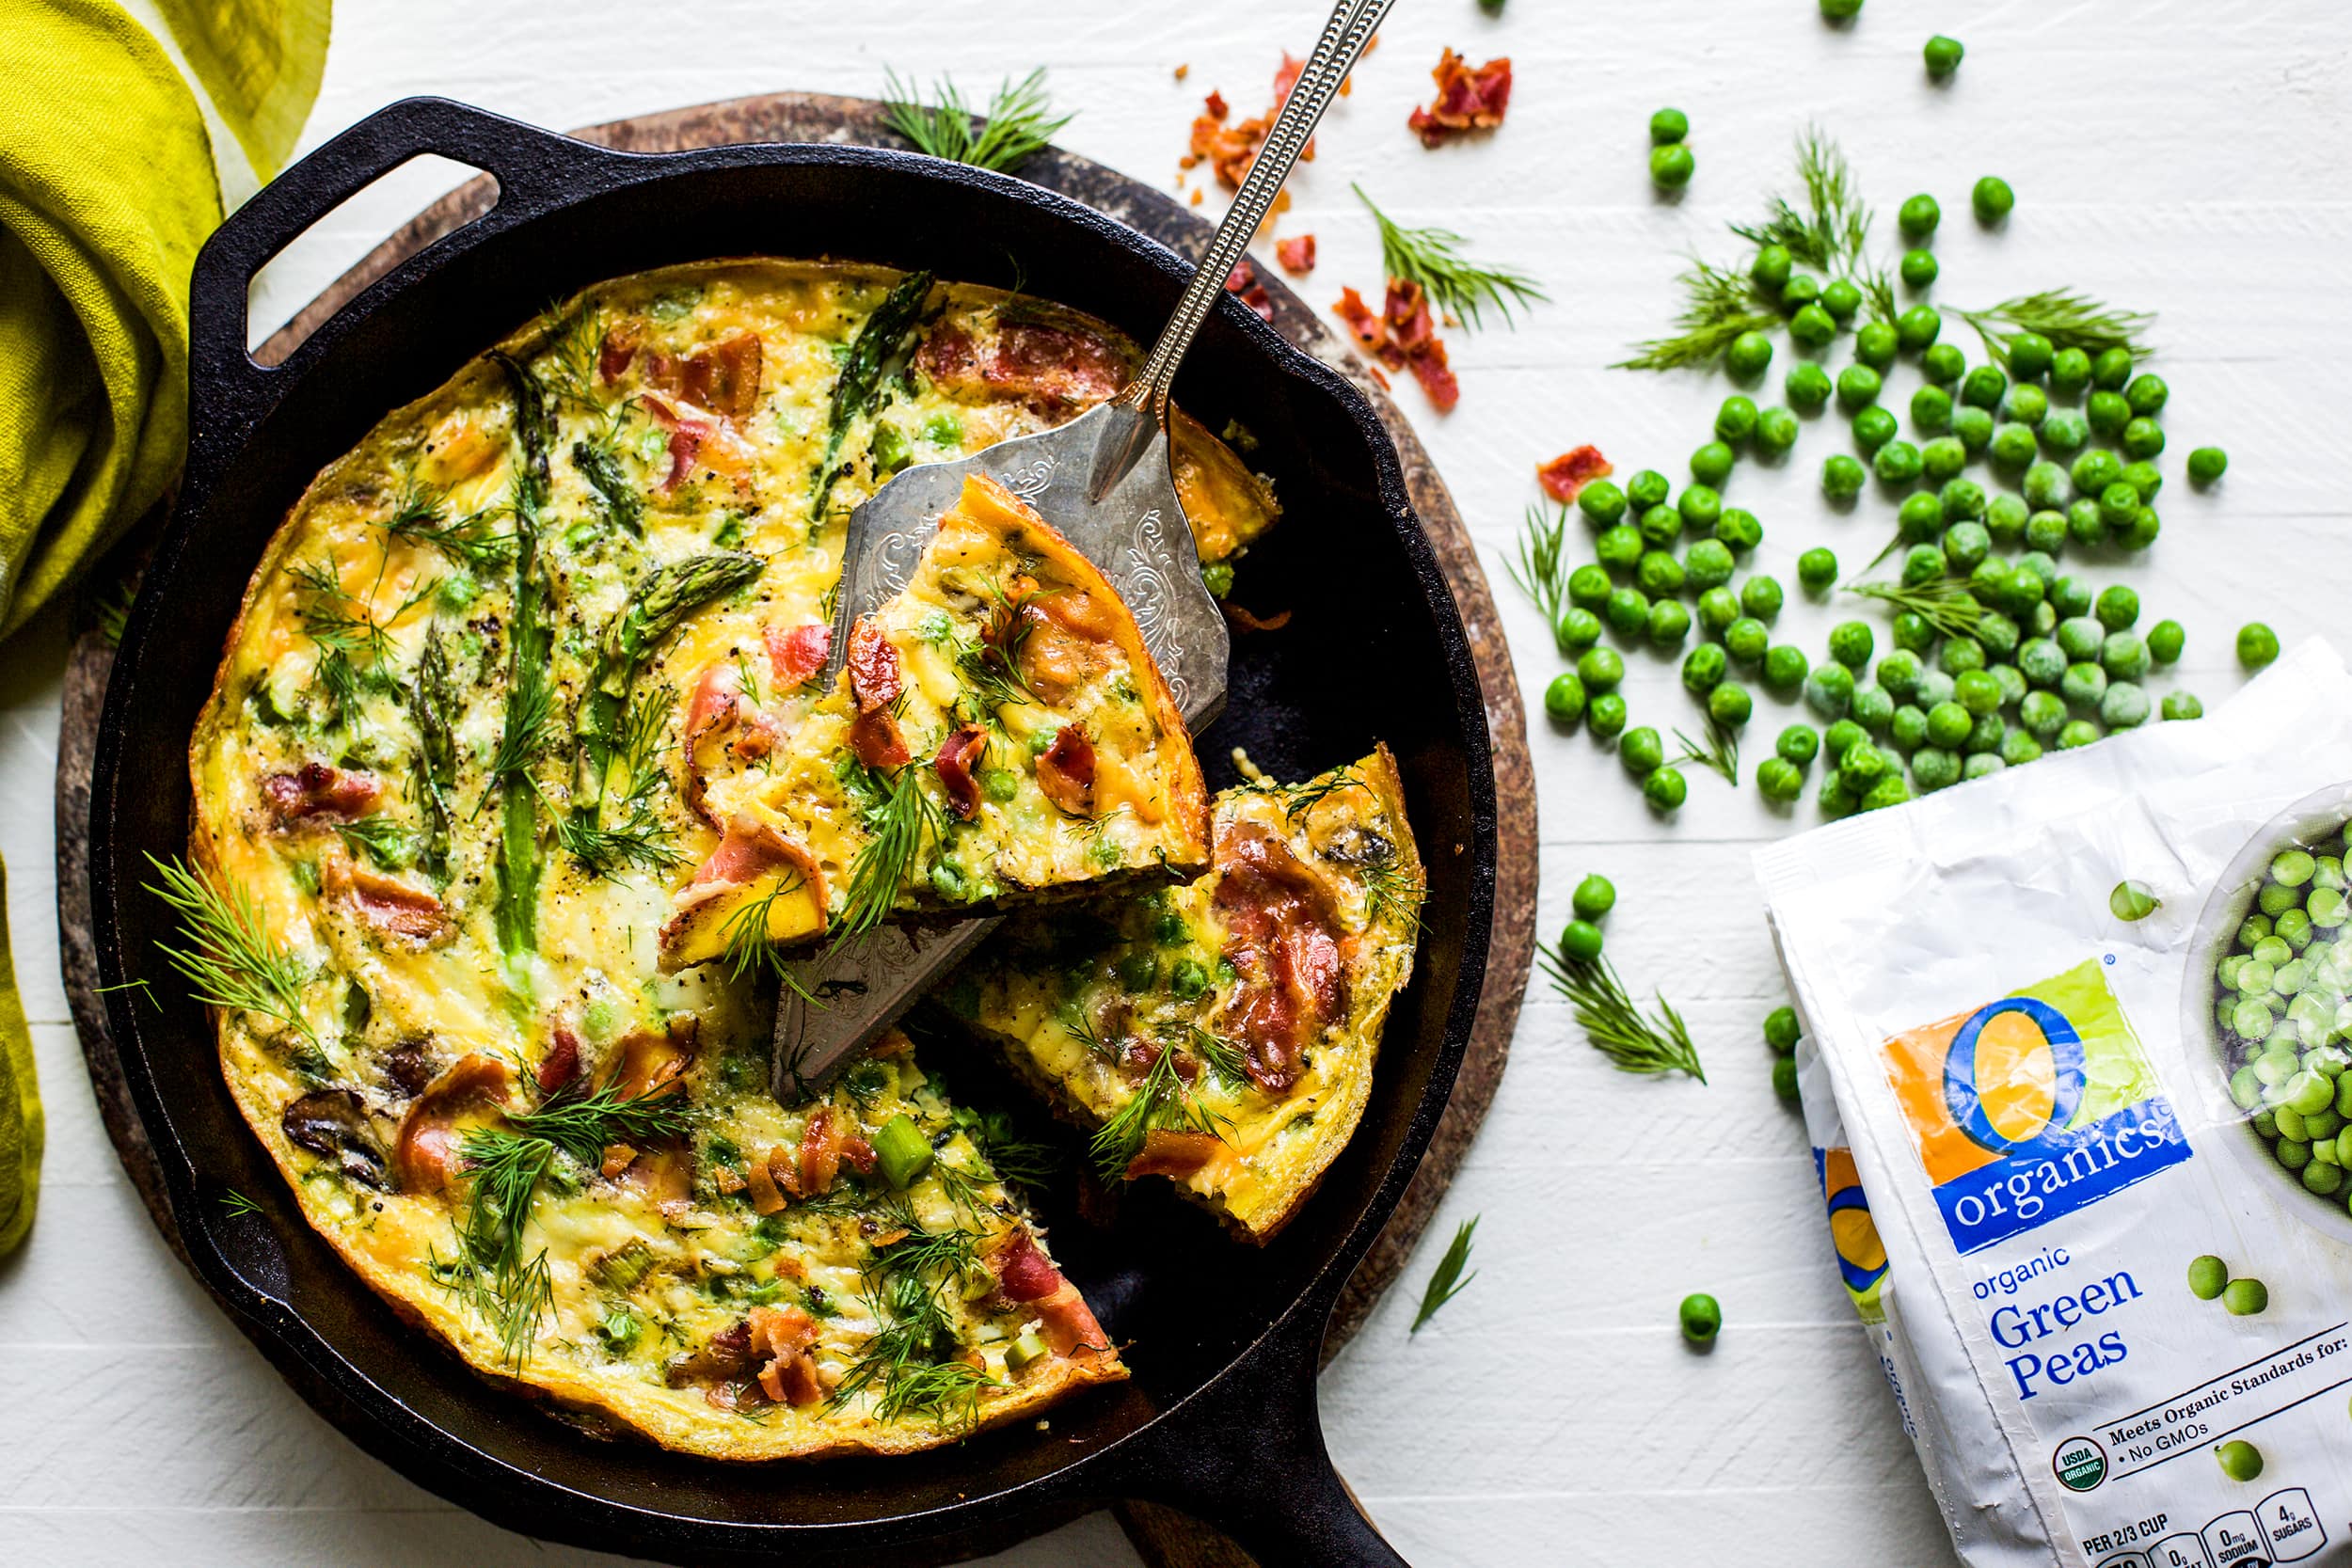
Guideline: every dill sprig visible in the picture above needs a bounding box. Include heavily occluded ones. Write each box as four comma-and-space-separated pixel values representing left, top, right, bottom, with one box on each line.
218, 1188, 265, 1221
336, 815, 420, 870
1090, 1042, 1227, 1182
952, 1105, 1062, 1191
380, 477, 516, 572
1729, 126, 1873, 277
1673, 721, 1740, 786
450, 1082, 693, 1369
144, 853, 318, 1049
1179, 1023, 1248, 1090
882, 67, 1072, 174
831, 1211, 994, 1430
836, 764, 944, 943
1506, 504, 1587, 656
1953, 291, 2154, 365
1354, 184, 1546, 331
1537, 942, 1706, 1082
1845, 575, 1984, 641
1614, 257, 1781, 372
1409, 1216, 1479, 1334
558, 689, 683, 878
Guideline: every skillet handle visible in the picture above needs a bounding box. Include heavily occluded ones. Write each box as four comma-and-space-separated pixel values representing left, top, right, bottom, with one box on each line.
1108, 1307, 1412, 1567
186, 96, 617, 438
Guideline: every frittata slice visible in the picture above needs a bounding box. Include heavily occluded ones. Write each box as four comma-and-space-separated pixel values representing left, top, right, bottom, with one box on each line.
939, 747, 1423, 1242
667, 472, 1212, 964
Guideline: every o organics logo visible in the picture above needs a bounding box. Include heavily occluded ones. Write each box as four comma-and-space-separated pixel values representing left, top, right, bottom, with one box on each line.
1816, 1147, 1889, 1320
1882, 959, 2193, 1255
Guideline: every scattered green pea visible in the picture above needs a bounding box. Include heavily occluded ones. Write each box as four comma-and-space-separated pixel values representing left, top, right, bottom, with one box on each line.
1571, 873, 1616, 921
1776, 724, 1820, 766
2188, 446, 2228, 485
2237, 623, 2280, 669
1543, 673, 1587, 725
1726, 330, 1774, 381
1763, 643, 1810, 695
2049, 347, 2091, 395
1678, 1291, 1723, 1343
1708, 682, 1754, 727
1648, 598, 1692, 646
1561, 918, 1604, 961
1644, 767, 1688, 812
1899, 249, 1937, 290
1756, 755, 1804, 801
1822, 453, 1867, 500
2223, 1276, 2269, 1316
2147, 620, 2184, 664
2006, 333, 2055, 384
1725, 616, 1770, 664
1578, 646, 1624, 690
1797, 547, 1839, 594
1780, 273, 1822, 310
1789, 302, 1836, 350
1621, 727, 1663, 775
1772, 1053, 1802, 1101
1972, 175, 2014, 223
1922, 33, 1963, 76
1754, 405, 1800, 456
1820, 277, 1862, 324
2125, 372, 2169, 415
1856, 410, 1901, 459
1898, 193, 1940, 241
1951, 404, 1994, 452
2215, 1440, 2264, 1482
2110, 880, 2160, 922
1650, 143, 1695, 189
1786, 359, 1834, 411
1649, 107, 1690, 145
1922, 341, 1965, 384
2186, 1254, 2230, 1301
1589, 692, 1628, 740
2162, 690, 2202, 721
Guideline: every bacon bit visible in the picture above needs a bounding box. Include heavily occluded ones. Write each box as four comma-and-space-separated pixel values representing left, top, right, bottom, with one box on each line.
764, 622, 830, 689
1173, 63, 1189, 82
1223, 602, 1293, 634
537, 1028, 581, 1094
1333, 279, 1461, 412
1213, 820, 1348, 1093
934, 725, 988, 819
712, 1164, 747, 1195
1184, 53, 1315, 191
798, 1106, 843, 1196
1036, 725, 1096, 816
691, 816, 819, 902
1035, 1281, 1113, 1357
392, 1054, 513, 1193
841, 1136, 877, 1176
597, 321, 642, 383
645, 332, 764, 420
1127, 1129, 1221, 1180
940, 319, 1126, 413
322, 849, 451, 943
1224, 258, 1274, 324
1276, 234, 1317, 275
1538, 446, 1614, 505
261, 761, 380, 825
1190, 189, 1203, 207
642, 394, 708, 491
845, 619, 902, 712
1407, 48, 1514, 148
768, 1142, 803, 1201
746, 1148, 787, 1214
990, 1227, 1064, 1303
849, 706, 911, 768
600, 1144, 639, 1178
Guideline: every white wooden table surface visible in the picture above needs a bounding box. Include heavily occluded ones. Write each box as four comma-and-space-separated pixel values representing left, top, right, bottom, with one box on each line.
7, 0, 2345, 1561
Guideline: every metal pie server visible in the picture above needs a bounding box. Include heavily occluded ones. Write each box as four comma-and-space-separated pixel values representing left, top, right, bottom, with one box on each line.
771, 0, 1396, 1100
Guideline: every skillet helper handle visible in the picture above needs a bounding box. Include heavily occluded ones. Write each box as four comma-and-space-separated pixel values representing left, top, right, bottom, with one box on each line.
186, 96, 613, 437
1114, 1310, 1411, 1567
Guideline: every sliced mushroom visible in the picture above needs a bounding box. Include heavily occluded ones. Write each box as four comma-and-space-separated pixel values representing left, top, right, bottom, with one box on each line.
280, 1089, 389, 1189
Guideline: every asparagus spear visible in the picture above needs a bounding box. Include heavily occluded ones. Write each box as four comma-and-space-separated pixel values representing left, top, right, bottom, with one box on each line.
491, 351, 555, 956
812, 269, 937, 521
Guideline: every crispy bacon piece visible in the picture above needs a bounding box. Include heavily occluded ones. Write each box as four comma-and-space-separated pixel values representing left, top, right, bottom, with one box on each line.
840, 1135, 877, 1176
934, 725, 988, 819
990, 1227, 1065, 1303
1276, 234, 1317, 275
1036, 725, 1096, 816
391, 1053, 512, 1193
746, 1148, 787, 1215
322, 849, 451, 943
849, 707, 910, 768
1183, 53, 1315, 191
1407, 49, 1513, 147
597, 321, 642, 383
1334, 279, 1460, 413
1212, 820, 1347, 1092
990, 321, 1125, 409
1223, 603, 1293, 634
689, 815, 821, 899
261, 761, 380, 825
1225, 259, 1274, 324
1127, 1129, 1221, 1180
605, 1018, 696, 1101
537, 1028, 581, 1094
599, 1144, 638, 1179
645, 332, 764, 420
681, 660, 783, 819
666, 1322, 758, 1389
1538, 446, 1614, 505
764, 622, 830, 689
845, 620, 903, 712
642, 394, 707, 491
798, 1106, 844, 1196
748, 1305, 824, 1405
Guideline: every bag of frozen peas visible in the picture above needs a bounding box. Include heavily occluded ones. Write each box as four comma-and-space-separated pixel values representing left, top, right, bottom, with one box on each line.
1759, 640, 2352, 1568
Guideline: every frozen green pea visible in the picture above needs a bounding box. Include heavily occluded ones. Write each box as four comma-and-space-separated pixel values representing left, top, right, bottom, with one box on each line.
1786, 360, 1833, 411
1821, 277, 1862, 324
2000, 729, 2042, 768
1709, 682, 1754, 727
2110, 880, 2160, 922
1588, 692, 1627, 740
1756, 755, 1804, 801
1920, 436, 1967, 481
1754, 405, 1800, 456
2238, 623, 2280, 669
2088, 390, 2131, 438
1776, 724, 1820, 767
1597, 524, 1645, 571
2039, 409, 2089, 454
1644, 767, 1688, 812
2022, 508, 2067, 554
1741, 575, 1784, 621
1716, 507, 1763, 552
1647, 598, 1692, 646
2103, 631, 2150, 682
1797, 546, 1839, 594
1806, 662, 1855, 719
1762, 643, 1809, 695
2057, 719, 2101, 751
1912, 746, 1961, 791
1686, 539, 1736, 591
2188, 446, 2229, 485
2146, 619, 2184, 665
1628, 470, 1671, 510
1682, 642, 1727, 695
1697, 586, 1740, 634
1725, 616, 1770, 664
1953, 405, 1995, 453
1911, 384, 1953, 433
1604, 586, 1649, 637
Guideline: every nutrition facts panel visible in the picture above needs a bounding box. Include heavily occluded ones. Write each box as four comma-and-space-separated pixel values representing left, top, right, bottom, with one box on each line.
2086, 1488, 2328, 1567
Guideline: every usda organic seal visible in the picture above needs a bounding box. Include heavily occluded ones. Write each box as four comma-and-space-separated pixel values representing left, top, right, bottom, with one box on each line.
2053, 1435, 2108, 1492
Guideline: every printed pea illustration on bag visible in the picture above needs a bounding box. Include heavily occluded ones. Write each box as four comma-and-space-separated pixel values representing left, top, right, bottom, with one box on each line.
1760, 641, 2352, 1568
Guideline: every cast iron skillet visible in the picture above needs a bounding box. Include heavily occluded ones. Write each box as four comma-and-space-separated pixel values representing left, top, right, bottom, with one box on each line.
89, 98, 1496, 1568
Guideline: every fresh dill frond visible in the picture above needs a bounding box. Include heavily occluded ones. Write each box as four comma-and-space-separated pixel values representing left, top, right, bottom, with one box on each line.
144, 853, 318, 1049
1178, 1023, 1248, 1089
335, 815, 420, 870
218, 1189, 265, 1221
1861, 266, 1898, 328
1409, 1216, 1479, 1334
1090, 1043, 1228, 1182
1615, 257, 1781, 372
556, 799, 681, 878
882, 67, 1072, 174
953, 1105, 1063, 1191
505, 1081, 695, 1164
1729, 125, 1873, 277
1954, 291, 2155, 364
831, 1217, 993, 1430
380, 476, 517, 571
486, 673, 550, 781
1354, 183, 1546, 331
1845, 575, 1984, 641
1537, 943, 1707, 1082
1673, 720, 1740, 786
539, 302, 608, 407
1361, 849, 1424, 936
1506, 504, 1585, 655
836, 764, 944, 943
